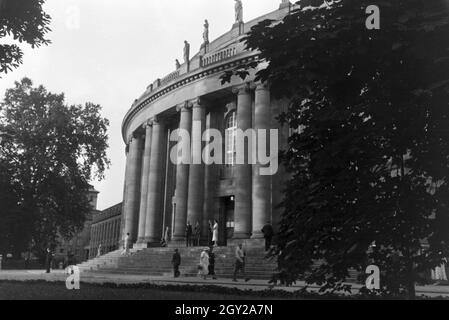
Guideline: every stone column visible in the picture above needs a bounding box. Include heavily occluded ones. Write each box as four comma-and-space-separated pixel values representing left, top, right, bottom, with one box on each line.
187, 99, 206, 235
252, 82, 272, 238
172, 103, 192, 241
137, 121, 153, 244
123, 133, 144, 243
233, 84, 253, 239
120, 146, 129, 245
202, 108, 223, 241
144, 118, 167, 243
100, 223, 104, 247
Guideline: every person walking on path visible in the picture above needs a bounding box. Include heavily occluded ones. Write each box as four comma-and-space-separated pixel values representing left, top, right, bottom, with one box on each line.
212, 219, 219, 247
261, 222, 274, 251
185, 222, 193, 247
198, 248, 210, 280
172, 249, 181, 278
208, 246, 217, 279
233, 243, 250, 282
194, 221, 201, 247
44, 248, 53, 274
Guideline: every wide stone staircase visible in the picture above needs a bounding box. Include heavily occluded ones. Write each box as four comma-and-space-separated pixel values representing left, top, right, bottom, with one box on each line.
77, 248, 142, 272
80, 246, 278, 280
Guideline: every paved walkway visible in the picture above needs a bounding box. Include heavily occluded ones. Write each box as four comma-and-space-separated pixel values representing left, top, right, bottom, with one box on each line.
0, 270, 449, 298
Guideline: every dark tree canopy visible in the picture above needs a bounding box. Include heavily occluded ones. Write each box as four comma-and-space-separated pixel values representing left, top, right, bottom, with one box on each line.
0, 0, 51, 75
0, 78, 110, 257
223, 0, 449, 298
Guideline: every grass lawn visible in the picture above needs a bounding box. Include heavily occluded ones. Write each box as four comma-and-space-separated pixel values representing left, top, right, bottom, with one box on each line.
0, 281, 295, 300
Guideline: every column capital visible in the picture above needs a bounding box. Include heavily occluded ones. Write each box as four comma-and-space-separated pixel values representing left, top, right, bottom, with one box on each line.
176, 101, 193, 113
225, 102, 237, 113
142, 120, 153, 130
232, 83, 252, 95
254, 81, 270, 91
150, 115, 161, 125
190, 97, 206, 109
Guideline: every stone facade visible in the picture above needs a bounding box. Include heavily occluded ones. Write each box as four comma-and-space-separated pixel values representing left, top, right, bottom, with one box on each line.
120, 2, 292, 248
89, 203, 122, 259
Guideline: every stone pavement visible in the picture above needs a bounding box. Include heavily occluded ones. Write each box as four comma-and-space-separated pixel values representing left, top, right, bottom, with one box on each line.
0, 270, 449, 298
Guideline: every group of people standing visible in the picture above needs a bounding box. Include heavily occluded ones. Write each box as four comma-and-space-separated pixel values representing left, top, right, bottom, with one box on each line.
171, 247, 218, 280
185, 220, 219, 247
171, 243, 250, 282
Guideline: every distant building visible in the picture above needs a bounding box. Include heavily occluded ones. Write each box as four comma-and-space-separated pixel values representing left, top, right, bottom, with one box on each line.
54, 186, 99, 266
88, 203, 122, 259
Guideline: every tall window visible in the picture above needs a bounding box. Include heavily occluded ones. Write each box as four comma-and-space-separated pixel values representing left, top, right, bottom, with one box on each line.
224, 111, 237, 167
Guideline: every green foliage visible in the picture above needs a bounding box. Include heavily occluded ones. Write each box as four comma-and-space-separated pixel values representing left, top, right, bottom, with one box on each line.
0, 0, 51, 75
224, 0, 449, 298
0, 78, 110, 256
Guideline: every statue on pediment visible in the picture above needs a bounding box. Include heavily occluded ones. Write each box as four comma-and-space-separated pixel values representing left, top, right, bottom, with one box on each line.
203, 20, 209, 44
183, 41, 190, 63
234, 0, 243, 23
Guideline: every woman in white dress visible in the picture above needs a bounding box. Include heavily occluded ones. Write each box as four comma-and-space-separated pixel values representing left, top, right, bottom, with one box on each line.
198, 248, 210, 279
96, 244, 102, 258
122, 233, 130, 255
212, 220, 219, 247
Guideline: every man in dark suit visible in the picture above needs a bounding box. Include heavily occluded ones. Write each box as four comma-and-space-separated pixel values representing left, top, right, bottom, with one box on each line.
208, 246, 217, 280
261, 222, 274, 251
44, 248, 53, 273
185, 221, 193, 247
172, 249, 181, 278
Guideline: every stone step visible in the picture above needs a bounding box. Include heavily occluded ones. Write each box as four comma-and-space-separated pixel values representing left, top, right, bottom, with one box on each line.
84, 246, 278, 280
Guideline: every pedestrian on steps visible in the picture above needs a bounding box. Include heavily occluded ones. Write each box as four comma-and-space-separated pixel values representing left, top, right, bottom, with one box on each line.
208, 246, 217, 279
185, 222, 193, 247
233, 243, 250, 282
97, 244, 102, 258
261, 222, 274, 252
212, 219, 219, 247
172, 249, 181, 278
194, 221, 201, 247
122, 233, 130, 255
198, 248, 209, 280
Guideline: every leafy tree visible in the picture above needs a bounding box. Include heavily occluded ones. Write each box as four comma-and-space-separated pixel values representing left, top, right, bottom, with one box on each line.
223, 0, 449, 298
0, 0, 51, 75
0, 78, 110, 257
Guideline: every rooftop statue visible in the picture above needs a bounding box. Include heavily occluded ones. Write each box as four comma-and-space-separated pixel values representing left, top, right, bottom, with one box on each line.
203, 20, 209, 44
183, 40, 190, 63
235, 0, 243, 23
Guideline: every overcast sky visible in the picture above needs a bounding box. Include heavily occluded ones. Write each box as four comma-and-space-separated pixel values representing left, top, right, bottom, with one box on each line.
0, 0, 281, 210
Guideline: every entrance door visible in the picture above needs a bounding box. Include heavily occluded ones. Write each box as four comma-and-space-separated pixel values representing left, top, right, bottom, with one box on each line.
219, 196, 235, 246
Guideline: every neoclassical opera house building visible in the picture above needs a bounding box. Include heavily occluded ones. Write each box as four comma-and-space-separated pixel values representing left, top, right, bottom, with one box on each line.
120, 1, 292, 248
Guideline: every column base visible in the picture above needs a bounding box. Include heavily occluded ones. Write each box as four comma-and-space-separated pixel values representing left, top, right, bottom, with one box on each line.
143, 237, 160, 244
134, 242, 149, 250
171, 235, 186, 242
232, 232, 251, 240
250, 231, 264, 239
227, 238, 265, 248
167, 240, 187, 248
